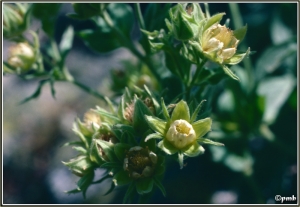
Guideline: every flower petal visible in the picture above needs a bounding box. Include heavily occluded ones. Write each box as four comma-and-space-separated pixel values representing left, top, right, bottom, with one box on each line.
158, 140, 178, 155
220, 48, 236, 60
171, 100, 190, 122
183, 142, 205, 157
192, 117, 212, 138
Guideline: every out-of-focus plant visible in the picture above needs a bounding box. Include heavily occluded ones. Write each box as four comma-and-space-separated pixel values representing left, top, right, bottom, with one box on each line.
3, 2, 296, 204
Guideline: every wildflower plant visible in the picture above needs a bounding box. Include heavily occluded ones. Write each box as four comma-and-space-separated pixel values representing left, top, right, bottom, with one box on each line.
3, 2, 263, 204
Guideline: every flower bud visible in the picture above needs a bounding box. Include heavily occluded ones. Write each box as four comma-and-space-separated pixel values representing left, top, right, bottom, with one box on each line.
3, 3, 31, 39
201, 24, 239, 64
7, 42, 36, 71
94, 130, 117, 162
166, 3, 205, 41
123, 147, 157, 179
166, 119, 196, 149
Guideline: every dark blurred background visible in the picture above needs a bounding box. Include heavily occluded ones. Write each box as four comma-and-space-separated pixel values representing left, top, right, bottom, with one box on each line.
3, 3, 297, 204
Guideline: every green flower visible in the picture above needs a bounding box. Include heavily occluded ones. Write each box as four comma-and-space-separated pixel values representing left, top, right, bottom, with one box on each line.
145, 99, 224, 169
190, 13, 250, 80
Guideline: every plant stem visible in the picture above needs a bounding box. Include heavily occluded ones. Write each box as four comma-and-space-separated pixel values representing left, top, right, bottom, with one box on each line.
134, 3, 145, 30
185, 59, 207, 101
190, 58, 207, 86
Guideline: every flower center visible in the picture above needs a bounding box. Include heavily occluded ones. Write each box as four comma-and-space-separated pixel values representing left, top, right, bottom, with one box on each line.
166, 119, 196, 149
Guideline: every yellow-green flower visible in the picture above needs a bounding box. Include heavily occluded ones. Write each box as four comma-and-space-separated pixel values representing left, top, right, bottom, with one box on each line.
190, 13, 250, 80
7, 42, 36, 71
145, 99, 224, 169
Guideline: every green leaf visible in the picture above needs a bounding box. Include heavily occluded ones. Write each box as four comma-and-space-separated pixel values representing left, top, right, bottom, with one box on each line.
171, 100, 190, 122
270, 14, 292, 44
72, 146, 87, 155
256, 42, 297, 79
192, 117, 212, 139
123, 182, 135, 204
198, 138, 224, 146
153, 177, 166, 197
77, 29, 122, 53
193, 3, 205, 22
94, 139, 117, 162
71, 3, 101, 19
62, 155, 94, 177
145, 133, 163, 142
158, 140, 178, 155
190, 100, 206, 123
59, 26, 74, 60
203, 12, 225, 32
183, 142, 205, 157
114, 143, 131, 161
72, 123, 89, 149
112, 170, 132, 186
133, 99, 153, 136
19, 79, 48, 104
32, 3, 61, 37
106, 3, 134, 38
136, 177, 154, 195
144, 115, 167, 135
224, 47, 250, 65
103, 181, 115, 196
257, 74, 296, 124
161, 98, 170, 121
233, 24, 247, 42
222, 65, 240, 81
77, 171, 95, 199
178, 152, 184, 169
94, 106, 120, 123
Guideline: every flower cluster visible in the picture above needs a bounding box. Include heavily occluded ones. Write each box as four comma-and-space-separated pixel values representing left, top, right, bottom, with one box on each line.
63, 85, 224, 201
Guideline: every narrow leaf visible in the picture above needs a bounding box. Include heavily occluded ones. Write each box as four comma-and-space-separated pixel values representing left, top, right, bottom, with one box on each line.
190, 100, 206, 123
233, 24, 247, 42
145, 115, 167, 135
145, 133, 163, 142
153, 176, 166, 197
222, 65, 240, 81
161, 98, 170, 121
198, 138, 224, 146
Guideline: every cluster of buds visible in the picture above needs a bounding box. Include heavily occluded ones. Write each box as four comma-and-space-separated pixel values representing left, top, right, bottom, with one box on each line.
142, 3, 250, 81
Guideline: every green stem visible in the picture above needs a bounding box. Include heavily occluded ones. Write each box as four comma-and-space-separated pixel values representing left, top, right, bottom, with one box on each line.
134, 3, 145, 30
185, 59, 207, 101
190, 58, 207, 87
244, 174, 265, 203
229, 3, 254, 92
